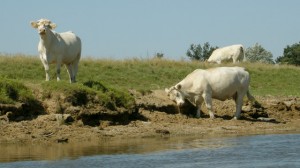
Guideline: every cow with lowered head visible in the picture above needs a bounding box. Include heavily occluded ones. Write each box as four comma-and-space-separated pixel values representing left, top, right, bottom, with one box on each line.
30, 19, 81, 83
165, 67, 256, 119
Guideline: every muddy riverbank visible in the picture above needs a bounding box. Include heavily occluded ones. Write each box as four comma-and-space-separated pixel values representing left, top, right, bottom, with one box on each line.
0, 90, 300, 144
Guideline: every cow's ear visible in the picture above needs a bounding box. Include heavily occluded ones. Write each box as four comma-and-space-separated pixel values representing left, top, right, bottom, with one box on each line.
165, 88, 170, 93
30, 21, 38, 29
175, 84, 181, 90
50, 23, 57, 29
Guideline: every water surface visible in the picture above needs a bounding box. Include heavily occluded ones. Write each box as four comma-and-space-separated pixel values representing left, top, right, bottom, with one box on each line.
1, 134, 300, 168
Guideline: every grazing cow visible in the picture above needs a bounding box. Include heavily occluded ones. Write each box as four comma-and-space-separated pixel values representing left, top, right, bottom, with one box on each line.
30, 19, 81, 83
165, 67, 255, 119
208, 44, 244, 64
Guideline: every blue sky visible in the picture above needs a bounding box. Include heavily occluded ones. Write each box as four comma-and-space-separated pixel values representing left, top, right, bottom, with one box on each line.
1, 0, 300, 60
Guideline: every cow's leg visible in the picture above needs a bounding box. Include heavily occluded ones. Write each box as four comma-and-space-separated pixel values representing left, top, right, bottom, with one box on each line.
44, 64, 50, 81
66, 64, 74, 83
56, 63, 62, 81
71, 64, 75, 83
72, 54, 80, 83
40, 57, 50, 81
232, 57, 237, 63
202, 93, 214, 118
73, 64, 78, 83
194, 96, 203, 118
72, 62, 79, 83
234, 93, 244, 120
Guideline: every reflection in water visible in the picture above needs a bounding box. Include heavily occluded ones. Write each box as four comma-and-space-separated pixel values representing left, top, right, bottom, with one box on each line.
1, 134, 300, 168
0, 135, 229, 162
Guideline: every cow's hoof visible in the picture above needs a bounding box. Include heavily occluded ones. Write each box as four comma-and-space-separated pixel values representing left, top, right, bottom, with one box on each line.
232, 117, 240, 120
196, 116, 201, 119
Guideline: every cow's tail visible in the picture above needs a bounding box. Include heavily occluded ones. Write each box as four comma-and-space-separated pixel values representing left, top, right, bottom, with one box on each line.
240, 45, 246, 62
246, 90, 255, 102
247, 90, 261, 108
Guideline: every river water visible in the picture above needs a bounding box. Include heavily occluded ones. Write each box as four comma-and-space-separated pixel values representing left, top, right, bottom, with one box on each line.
1, 133, 300, 168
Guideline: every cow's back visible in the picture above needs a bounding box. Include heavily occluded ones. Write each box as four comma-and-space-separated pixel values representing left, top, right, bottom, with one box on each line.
57, 31, 81, 63
207, 49, 222, 62
208, 44, 244, 63
206, 67, 249, 100
176, 67, 250, 100
207, 47, 233, 63
177, 69, 207, 92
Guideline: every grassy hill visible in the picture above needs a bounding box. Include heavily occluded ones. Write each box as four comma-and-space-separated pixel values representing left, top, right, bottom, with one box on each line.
0, 54, 300, 105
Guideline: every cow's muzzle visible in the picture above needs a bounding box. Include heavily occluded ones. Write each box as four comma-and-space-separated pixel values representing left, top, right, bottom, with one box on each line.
39, 30, 46, 35
177, 102, 184, 107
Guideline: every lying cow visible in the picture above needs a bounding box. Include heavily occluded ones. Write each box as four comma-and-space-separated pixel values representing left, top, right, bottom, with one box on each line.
208, 44, 244, 64
30, 19, 81, 83
165, 67, 255, 119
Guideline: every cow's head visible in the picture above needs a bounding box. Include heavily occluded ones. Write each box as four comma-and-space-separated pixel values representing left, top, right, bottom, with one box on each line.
165, 84, 185, 106
30, 19, 56, 36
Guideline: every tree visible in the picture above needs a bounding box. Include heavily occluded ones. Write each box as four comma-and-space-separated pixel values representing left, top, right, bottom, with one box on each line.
154, 52, 164, 59
186, 42, 218, 61
276, 42, 300, 66
245, 43, 274, 64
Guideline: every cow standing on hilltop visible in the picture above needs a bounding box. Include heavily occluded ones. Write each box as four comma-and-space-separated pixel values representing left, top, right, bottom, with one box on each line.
30, 19, 81, 83
165, 67, 256, 119
208, 44, 245, 64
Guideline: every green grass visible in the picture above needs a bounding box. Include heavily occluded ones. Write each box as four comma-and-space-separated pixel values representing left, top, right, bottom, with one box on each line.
0, 53, 300, 106
40, 80, 135, 110
78, 58, 300, 97
246, 63, 300, 96
0, 77, 35, 104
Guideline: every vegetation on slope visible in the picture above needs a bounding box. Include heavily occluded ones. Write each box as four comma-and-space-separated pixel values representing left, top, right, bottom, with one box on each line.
0, 77, 35, 104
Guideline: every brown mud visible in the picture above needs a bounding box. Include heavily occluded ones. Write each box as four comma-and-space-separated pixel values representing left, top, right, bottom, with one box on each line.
0, 90, 300, 144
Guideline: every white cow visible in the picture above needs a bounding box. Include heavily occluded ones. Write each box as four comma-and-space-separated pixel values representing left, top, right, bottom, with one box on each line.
208, 44, 244, 64
165, 67, 255, 119
30, 19, 81, 83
